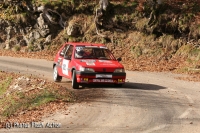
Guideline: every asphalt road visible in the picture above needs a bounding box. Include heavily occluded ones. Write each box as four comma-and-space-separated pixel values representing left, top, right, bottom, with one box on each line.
0, 56, 200, 133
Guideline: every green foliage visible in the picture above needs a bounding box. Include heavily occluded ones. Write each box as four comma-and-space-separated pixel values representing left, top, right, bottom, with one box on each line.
189, 48, 200, 60
176, 44, 192, 56
192, 2, 200, 12
27, 44, 34, 52
0, 77, 12, 96
132, 46, 142, 58
131, 1, 138, 7
1, 86, 74, 118
13, 45, 21, 51
2, 89, 56, 117
135, 18, 148, 31
158, 35, 174, 49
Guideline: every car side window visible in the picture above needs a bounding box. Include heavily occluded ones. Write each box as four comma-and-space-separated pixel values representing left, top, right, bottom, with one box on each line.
104, 49, 111, 59
60, 44, 69, 57
64, 45, 74, 59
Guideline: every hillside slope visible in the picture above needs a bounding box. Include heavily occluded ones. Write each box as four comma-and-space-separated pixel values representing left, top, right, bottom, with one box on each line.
0, 0, 199, 76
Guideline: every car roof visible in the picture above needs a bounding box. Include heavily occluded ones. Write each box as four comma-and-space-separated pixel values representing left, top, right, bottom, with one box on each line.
65, 42, 105, 47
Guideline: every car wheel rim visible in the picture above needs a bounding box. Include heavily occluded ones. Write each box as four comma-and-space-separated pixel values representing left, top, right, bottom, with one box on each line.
53, 67, 57, 80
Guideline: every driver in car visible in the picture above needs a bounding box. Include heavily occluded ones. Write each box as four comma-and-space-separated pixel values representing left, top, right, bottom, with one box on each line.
75, 48, 90, 58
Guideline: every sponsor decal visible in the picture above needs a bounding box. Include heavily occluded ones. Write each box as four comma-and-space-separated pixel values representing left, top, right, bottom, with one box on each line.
99, 46, 108, 49
99, 60, 112, 63
62, 64, 66, 70
81, 60, 96, 65
96, 74, 112, 78
93, 79, 113, 82
86, 62, 95, 66
81, 60, 96, 63
76, 46, 84, 50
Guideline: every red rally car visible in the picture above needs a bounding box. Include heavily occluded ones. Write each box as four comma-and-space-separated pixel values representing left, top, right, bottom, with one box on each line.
53, 42, 126, 89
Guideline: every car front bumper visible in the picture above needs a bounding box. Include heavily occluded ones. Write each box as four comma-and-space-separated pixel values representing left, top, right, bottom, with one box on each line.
76, 71, 126, 84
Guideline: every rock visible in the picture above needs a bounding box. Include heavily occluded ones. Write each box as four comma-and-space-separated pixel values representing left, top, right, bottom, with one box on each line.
0, 43, 6, 49
37, 6, 45, 12
37, 42, 44, 50
25, 26, 33, 33
34, 23, 39, 29
28, 32, 34, 40
29, 31, 41, 40
36, 13, 50, 37
6, 26, 12, 35
19, 39, 27, 46
37, 13, 46, 29
44, 35, 52, 45
39, 29, 50, 37
5, 39, 10, 50
67, 22, 81, 36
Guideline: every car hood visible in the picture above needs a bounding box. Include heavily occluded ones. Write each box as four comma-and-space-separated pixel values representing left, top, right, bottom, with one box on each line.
76, 59, 124, 72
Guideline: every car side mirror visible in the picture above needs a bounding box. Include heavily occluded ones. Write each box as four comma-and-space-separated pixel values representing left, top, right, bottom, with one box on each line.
60, 52, 64, 56
117, 57, 122, 62
64, 55, 71, 60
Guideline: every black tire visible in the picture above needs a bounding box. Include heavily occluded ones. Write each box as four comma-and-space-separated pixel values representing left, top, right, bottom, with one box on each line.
72, 70, 79, 89
53, 66, 62, 82
114, 84, 123, 87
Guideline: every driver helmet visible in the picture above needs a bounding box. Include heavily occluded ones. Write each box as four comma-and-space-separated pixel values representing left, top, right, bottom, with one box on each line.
75, 47, 84, 58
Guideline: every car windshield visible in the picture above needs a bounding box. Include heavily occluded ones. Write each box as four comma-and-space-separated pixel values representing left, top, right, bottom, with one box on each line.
74, 46, 115, 60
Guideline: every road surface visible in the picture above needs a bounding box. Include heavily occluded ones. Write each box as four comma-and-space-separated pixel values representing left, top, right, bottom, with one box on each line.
0, 56, 200, 133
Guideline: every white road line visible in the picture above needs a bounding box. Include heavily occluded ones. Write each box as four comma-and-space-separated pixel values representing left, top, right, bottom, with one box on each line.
168, 88, 195, 119
178, 94, 194, 118
178, 108, 193, 118
185, 95, 194, 104
142, 124, 168, 133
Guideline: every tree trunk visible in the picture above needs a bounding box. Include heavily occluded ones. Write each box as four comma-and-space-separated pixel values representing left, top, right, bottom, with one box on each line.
99, 0, 109, 10
157, 0, 163, 5
94, 0, 109, 38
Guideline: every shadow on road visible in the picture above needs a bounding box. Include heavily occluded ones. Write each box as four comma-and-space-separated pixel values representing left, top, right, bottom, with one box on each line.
70, 82, 173, 109
123, 82, 166, 90
79, 81, 166, 90
54, 78, 166, 91
55, 81, 166, 104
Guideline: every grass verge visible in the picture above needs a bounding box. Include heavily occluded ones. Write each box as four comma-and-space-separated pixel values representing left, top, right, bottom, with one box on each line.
0, 71, 76, 128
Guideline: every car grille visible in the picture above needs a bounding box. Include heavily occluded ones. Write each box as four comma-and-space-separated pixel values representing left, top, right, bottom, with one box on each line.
94, 67, 115, 73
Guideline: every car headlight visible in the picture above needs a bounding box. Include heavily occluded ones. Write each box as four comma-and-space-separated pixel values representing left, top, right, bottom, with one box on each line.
114, 68, 125, 73
80, 67, 95, 72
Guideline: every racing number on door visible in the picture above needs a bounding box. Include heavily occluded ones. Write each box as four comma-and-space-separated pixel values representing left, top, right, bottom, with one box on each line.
62, 60, 69, 76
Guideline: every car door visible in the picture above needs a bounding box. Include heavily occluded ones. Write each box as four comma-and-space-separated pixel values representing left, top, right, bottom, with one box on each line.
56, 44, 69, 76
61, 45, 74, 78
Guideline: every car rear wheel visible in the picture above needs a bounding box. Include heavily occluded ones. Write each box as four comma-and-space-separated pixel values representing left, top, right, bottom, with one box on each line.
53, 66, 62, 82
72, 70, 79, 89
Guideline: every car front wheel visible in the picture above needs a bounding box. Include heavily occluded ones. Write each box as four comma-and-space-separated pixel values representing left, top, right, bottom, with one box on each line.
72, 70, 79, 89
53, 66, 62, 82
